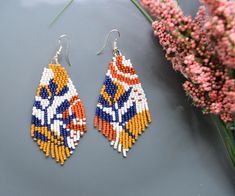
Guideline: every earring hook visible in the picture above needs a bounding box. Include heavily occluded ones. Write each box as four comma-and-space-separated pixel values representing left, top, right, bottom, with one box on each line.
51, 34, 71, 66
96, 29, 121, 56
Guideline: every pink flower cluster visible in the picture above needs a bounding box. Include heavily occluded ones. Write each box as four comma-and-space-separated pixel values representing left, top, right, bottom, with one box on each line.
203, 0, 235, 69
142, 0, 235, 122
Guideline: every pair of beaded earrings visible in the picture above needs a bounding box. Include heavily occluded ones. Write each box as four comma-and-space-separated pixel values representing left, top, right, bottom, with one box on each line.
31, 29, 151, 165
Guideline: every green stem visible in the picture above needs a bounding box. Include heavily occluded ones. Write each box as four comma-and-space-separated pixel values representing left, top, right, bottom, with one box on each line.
130, 0, 154, 23
49, 0, 75, 27
211, 115, 235, 167
220, 121, 235, 166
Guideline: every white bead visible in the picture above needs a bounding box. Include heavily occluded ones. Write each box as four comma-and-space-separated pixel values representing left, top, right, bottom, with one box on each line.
118, 144, 122, 152
122, 149, 127, 157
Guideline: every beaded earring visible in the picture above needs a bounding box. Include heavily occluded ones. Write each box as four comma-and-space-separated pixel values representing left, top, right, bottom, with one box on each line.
94, 29, 151, 157
31, 35, 86, 165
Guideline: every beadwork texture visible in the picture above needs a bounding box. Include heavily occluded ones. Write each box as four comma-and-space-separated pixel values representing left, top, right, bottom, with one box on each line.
94, 55, 151, 157
31, 64, 86, 165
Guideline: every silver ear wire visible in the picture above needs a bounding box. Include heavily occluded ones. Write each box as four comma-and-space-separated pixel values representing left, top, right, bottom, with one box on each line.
51, 34, 71, 66
96, 29, 121, 56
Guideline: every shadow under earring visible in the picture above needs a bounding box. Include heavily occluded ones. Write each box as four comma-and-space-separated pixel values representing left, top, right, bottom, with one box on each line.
31, 35, 86, 165
94, 29, 151, 157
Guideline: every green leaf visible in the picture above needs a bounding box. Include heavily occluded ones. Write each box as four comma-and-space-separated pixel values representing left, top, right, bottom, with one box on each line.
49, 0, 75, 27
130, 0, 154, 23
211, 115, 235, 167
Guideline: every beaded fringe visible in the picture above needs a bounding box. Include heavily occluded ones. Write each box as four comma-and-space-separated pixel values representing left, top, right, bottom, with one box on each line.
31, 64, 86, 165
94, 55, 151, 157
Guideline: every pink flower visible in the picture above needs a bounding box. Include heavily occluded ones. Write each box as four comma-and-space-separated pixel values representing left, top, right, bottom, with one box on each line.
229, 33, 235, 45
210, 103, 223, 114
142, 0, 235, 122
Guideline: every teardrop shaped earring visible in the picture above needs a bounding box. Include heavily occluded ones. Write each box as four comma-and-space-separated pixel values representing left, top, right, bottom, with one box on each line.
94, 29, 151, 157
31, 35, 86, 165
